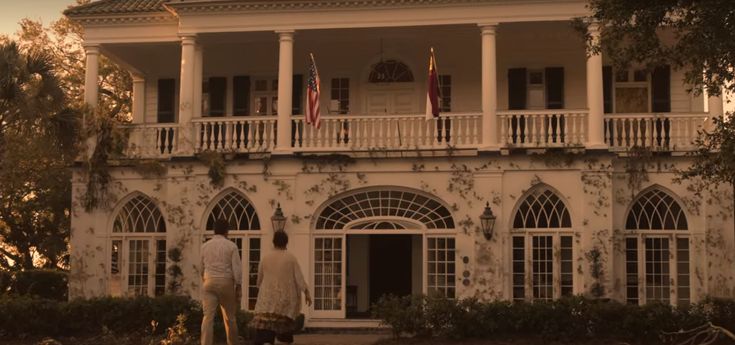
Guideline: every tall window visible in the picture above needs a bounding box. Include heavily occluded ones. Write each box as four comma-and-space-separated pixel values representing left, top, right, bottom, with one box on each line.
438, 75, 451, 112
511, 187, 573, 301
330, 78, 349, 114
204, 190, 262, 310
625, 188, 689, 306
111, 194, 167, 297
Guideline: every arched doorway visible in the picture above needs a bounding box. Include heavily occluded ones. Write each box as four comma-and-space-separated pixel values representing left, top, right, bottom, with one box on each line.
365, 59, 417, 114
311, 188, 456, 319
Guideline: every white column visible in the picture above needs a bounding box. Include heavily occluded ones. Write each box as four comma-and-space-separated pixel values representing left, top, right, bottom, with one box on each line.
275, 30, 294, 153
132, 75, 146, 124
194, 44, 204, 118
479, 24, 498, 150
178, 35, 197, 154
83, 44, 100, 158
586, 23, 606, 149
83, 44, 100, 107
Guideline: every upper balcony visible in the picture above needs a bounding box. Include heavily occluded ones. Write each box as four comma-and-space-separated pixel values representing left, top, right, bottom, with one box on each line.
76, 11, 718, 159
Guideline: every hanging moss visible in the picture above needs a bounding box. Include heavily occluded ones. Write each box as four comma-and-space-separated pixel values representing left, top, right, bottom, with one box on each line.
196, 150, 225, 187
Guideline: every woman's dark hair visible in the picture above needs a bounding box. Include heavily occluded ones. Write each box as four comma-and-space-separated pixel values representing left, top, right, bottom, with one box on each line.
214, 218, 230, 235
273, 230, 288, 249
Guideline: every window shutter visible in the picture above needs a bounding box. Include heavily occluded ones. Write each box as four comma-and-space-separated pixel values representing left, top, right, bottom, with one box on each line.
651, 65, 671, 112
545, 67, 564, 109
508, 68, 527, 110
208, 77, 227, 116
233, 76, 250, 116
157, 78, 176, 123
603, 66, 613, 113
292, 74, 303, 115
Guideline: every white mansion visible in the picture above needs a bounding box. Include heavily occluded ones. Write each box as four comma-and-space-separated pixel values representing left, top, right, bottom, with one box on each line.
66, 0, 734, 326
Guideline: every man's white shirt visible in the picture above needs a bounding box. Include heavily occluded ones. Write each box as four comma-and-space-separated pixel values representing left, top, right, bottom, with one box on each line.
200, 235, 242, 285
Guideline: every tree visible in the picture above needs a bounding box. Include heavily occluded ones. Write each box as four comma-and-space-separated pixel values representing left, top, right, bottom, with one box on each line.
0, 41, 78, 270
583, 0, 735, 96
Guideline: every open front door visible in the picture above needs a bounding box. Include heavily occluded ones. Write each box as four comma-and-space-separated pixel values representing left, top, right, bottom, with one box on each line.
312, 236, 345, 318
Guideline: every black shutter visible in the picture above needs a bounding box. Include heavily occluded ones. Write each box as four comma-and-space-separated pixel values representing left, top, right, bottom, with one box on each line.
603, 65, 613, 113
208, 77, 226, 116
651, 65, 671, 113
508, 68, 527, 110
292, 74, 303, 115
157, 78, 176, 123
233, 76, 250, 116
545, 67, 564, 109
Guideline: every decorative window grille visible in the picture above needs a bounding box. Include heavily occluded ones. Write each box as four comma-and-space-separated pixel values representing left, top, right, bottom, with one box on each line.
206, 190, 261, 231
512, 187, 573, 301
110, 194, 167, 297
427, 237, 456, 298
314, 237, 342, 311
624, 188, 690, 305
315, 190, 454, 230
204, 190, 262, 310
368, 60, 414, 83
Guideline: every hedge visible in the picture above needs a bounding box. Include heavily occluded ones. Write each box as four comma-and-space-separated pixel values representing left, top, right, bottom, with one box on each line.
373, 295, 735, 344
0, 295, 252, 340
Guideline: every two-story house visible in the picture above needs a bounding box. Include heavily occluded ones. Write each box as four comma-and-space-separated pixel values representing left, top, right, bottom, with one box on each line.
65, 0, 734, 327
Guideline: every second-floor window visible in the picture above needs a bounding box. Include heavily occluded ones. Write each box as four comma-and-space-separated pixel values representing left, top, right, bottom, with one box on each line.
439, 75, 451, 112
603, 65, 670, 113
507, 67, 564, 110
330, 78, 349, 114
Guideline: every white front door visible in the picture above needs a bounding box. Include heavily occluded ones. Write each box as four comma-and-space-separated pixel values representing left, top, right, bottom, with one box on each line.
365, 86, 417, 114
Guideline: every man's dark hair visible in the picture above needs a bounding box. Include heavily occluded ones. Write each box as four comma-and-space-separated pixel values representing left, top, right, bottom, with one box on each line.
214, 218, 230, 235
273, 230, 288, 249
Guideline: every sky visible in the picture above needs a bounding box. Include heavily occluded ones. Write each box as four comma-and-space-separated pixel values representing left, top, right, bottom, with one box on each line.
0, 0, 77, 36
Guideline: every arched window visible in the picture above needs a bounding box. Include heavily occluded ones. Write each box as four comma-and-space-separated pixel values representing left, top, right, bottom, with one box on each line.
511, 186, 573, 301
368, 60, 414, 83
203, 190, 261, 310
624, 188, 690, 306
315, 189, 455, 230
110, 194, 167, 297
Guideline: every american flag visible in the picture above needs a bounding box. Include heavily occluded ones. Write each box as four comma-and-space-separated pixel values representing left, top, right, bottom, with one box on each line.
306, 54, 321, 129
425, 47, 440, 119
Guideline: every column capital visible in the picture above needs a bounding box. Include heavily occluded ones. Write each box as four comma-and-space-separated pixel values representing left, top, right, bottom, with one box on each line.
179, 35, 197, 45
131, 74, 145, 83
83, 44, 100, 55
276, 30, 295, 40
478, 23, 498, 34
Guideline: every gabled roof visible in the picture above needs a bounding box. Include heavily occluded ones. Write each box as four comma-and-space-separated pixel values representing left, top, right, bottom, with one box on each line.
64, 0, 169, 16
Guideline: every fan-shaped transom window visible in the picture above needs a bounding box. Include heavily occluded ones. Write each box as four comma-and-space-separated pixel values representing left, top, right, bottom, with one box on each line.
206, 190, 260, 231
369, 60, 414, 83
513, 189, 571, 229
316, 190, 454, 230
350, 220, 409, 230
625, 189, 688, 230
113, 195, 166, 233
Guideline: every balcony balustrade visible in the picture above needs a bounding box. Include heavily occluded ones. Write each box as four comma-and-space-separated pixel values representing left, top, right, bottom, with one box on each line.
498, 110, 588, 148
604, 113, 707, 151
122, 111, 709, 158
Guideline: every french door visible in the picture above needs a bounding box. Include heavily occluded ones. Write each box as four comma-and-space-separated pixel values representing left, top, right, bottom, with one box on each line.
312, 236, 345, 318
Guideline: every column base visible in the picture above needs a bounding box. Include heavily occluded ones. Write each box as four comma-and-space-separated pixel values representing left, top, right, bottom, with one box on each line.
585, 143, 609, 151
272, 148, 294, 155
478, 145, 501, 152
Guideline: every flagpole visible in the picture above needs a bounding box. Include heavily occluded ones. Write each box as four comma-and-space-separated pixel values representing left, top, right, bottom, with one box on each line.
431, 47, 443, 105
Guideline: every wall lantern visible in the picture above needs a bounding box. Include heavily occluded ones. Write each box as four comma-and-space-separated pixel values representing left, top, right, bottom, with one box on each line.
479, 202, 497, 240
271, 203, 287, 232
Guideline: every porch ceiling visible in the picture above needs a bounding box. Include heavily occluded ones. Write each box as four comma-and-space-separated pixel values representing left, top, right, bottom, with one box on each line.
102, 42, 181, 77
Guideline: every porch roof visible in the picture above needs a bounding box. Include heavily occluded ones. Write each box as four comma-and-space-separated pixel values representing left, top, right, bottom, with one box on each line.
64, 0, 168, 16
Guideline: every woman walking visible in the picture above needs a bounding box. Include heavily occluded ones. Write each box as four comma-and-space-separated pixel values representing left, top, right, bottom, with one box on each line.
250, 230, 312, 345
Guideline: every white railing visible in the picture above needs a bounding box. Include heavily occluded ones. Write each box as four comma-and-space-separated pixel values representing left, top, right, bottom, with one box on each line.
604, 113, 707, 151
192, 116, 277, 153
291, 113, 482, 151
498, 110, 588, 148
125, 124, 179, 158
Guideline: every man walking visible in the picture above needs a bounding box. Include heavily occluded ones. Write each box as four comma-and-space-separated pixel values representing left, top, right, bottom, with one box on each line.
201, 218, 242, 345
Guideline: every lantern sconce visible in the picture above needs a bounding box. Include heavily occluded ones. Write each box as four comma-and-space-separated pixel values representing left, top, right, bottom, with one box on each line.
479, 202, 497, 240
271, 203, 287, 232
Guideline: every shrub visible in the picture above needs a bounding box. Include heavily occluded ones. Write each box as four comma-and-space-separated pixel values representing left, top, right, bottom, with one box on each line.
372, 294, 735, 344
0, 270, 11, 294
372, 294, 428, 338
0, 295, 253, 340
9, 269, 68, 300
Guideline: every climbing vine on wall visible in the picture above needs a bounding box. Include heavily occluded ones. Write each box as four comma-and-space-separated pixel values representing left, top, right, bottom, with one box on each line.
196, 150, 226, 187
